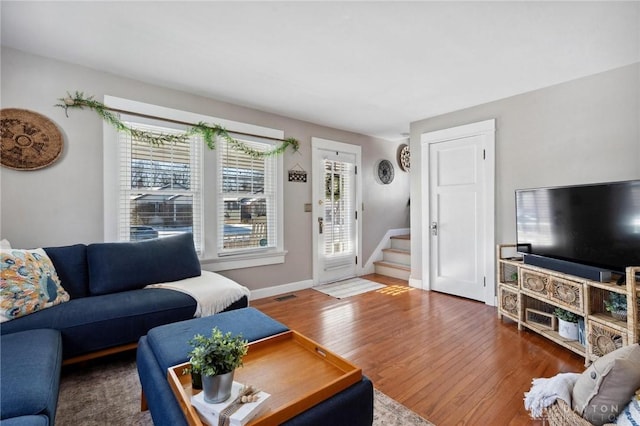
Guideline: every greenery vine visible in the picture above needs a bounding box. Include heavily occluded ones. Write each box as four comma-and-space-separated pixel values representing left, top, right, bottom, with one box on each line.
55, 91, 299, 158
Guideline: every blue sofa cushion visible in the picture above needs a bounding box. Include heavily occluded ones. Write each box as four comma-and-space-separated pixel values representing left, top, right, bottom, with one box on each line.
87, 233, 201, 296
0, 289, 197, 358
147, 307, 289, 370
44, 244, 89, 299
1, 329, 62, 423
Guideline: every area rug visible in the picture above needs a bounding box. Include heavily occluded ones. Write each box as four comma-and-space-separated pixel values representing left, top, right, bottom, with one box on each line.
56, 352, 433, 425
314, 277, 386, 299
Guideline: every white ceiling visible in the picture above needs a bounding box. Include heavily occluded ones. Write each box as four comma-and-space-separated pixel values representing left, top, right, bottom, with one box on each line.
1, 1, 639, 140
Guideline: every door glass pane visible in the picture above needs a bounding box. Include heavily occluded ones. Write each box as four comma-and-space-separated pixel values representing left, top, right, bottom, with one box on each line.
323, 159, 354, 261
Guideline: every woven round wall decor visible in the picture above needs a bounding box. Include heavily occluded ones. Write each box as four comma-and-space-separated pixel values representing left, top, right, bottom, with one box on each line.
1, 108, 64, 170
398, 144, 410, 172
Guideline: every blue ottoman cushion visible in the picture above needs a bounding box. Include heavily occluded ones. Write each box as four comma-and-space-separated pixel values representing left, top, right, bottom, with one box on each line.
0, 329, 62, 424
0, 415, 49, 426
138, 336, 373, 426
87, 233, 201, 296
138, 307, 374, 426
138, 337, 192, 426
147, 307, 289, 370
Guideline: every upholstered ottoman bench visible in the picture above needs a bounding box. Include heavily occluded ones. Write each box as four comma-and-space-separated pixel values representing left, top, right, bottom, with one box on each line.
137, 307, 374, 426
0, 329, 63, 426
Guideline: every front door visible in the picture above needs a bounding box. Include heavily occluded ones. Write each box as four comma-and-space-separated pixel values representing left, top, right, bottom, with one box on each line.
312, 138, 361, 285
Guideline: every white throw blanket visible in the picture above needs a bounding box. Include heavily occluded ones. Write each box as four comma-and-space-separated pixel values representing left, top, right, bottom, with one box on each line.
524, 372, 580, 419
145, 270, 251, 317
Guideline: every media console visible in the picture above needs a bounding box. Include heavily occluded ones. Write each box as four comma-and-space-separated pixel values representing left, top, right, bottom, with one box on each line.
497, 244, 640, 365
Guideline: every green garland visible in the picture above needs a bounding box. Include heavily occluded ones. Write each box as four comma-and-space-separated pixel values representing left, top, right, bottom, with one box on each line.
55, 91, 299, 158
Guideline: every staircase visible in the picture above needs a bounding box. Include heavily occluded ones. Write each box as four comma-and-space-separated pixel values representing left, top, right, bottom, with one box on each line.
373, 234, 411, 280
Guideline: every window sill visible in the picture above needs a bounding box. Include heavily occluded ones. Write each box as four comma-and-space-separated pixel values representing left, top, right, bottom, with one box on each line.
200, 250, 287, 272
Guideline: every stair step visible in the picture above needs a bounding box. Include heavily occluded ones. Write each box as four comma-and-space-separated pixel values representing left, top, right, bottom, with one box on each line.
374, 260, 411, 280
382, 248, 410, 254
390, 235, 411, 251
382, 248, 410, 266
391, 234, 410, 240
374, 260, 411, 271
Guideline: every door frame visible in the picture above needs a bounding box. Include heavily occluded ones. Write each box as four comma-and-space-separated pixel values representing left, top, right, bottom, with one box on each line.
420, 119, 496, 305
311, 137, 363, 285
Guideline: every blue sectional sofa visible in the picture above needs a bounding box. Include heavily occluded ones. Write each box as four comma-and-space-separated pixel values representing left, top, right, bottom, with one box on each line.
137, 307, 374, 426
0, 233, 249, 361
0, 233, 250, 425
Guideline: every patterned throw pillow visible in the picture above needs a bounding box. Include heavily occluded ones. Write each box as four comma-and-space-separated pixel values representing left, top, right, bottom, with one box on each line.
0, 248, 69, 321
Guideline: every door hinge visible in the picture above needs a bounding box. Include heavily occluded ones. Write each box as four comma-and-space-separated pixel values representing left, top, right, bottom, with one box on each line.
355, 256, 358, 265
483, 149, 486, 160
483, 277, 486, 287
355, 211, 357, 220
355, 166, 358, 174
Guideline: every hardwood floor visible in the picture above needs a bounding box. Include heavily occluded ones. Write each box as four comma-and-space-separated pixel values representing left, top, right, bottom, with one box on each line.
251, 274, 584, 425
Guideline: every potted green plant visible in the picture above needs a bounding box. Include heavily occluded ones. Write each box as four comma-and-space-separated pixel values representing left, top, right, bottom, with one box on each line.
189, 327, 248, 403
604, 292, 627, 321
554, 308, 579, 341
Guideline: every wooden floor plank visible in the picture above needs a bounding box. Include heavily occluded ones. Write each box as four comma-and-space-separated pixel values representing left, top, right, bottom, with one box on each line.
251, 274, 584, 425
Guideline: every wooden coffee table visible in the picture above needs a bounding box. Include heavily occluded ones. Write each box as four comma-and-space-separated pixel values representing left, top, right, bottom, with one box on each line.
168, 330, 362, 426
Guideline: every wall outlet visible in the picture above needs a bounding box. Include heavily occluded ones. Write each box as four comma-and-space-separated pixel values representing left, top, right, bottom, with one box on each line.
304, 203, 312, 212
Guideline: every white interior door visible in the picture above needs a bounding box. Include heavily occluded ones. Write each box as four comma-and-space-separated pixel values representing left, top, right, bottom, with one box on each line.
429, 137, 485, 300
421, 120, 495, 304
312, 138, 361, 285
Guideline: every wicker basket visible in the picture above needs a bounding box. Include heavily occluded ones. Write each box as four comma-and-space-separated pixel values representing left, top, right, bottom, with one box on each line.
545, 400, 615, 426
545, 400, 592, 426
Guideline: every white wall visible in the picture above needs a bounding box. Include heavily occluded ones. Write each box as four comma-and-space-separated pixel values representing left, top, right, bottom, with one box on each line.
409, 63, 640, 286
0, 47, 410, 290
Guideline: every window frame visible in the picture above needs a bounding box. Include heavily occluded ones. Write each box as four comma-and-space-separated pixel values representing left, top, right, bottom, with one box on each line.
103, 95, 286, 271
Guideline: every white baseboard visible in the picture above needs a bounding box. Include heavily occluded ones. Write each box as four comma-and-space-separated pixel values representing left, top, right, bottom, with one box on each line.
250, 279, 313, 301
363, 227, 411, 274
409, 277, 424, 290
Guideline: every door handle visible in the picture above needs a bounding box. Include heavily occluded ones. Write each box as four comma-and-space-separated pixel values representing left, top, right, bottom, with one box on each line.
318, 217, 324, 234
431, 221, 438, 236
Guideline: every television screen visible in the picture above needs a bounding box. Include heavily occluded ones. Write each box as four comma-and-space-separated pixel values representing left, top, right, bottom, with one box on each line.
516, 180, 640, 273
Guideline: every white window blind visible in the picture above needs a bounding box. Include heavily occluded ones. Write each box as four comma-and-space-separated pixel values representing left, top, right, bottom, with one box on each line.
323, 159, 355, 270
217, 138, 277, 253
118, 121, 202, 251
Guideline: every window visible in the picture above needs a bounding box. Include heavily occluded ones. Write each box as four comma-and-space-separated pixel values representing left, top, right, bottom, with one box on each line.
217, 138, 278, 254
104, 95, 285, 270
118, 120, 202, 251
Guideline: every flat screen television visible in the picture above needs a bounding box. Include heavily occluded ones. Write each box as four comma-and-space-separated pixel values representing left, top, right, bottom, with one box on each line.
515, 179, 640, 276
